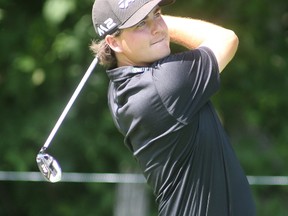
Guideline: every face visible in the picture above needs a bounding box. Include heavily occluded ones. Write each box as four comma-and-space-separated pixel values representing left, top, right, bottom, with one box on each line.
110, 6, 171, 67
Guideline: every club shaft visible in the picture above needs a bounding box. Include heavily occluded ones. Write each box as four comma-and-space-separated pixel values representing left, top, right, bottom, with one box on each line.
43, 58, 98, 149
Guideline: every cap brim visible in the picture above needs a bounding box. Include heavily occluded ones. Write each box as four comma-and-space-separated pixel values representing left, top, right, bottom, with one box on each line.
119, 0, 174, 29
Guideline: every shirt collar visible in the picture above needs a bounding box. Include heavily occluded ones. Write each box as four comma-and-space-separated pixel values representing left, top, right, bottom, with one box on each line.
106, 66, 152, 82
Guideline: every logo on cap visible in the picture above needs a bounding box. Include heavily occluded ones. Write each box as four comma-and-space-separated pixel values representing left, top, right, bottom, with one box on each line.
97, 18, 117, 37
118, 0, 135, 9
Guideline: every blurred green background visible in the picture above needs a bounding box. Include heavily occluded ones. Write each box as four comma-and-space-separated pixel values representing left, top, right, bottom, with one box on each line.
0, 0, 288, 215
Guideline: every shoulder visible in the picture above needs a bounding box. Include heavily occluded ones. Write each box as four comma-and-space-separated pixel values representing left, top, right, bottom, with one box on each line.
151, 47, 219, 78
153, 47, 218, 69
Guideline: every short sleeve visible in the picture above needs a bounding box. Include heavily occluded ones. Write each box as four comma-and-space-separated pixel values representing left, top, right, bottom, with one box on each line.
152, 47, 220, 124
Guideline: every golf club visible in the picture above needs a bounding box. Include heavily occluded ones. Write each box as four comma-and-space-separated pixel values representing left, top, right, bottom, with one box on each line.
36, 57, 98, 183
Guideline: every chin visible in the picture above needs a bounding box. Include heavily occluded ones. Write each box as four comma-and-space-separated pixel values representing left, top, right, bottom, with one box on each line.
151, 44, 171, 59
158, 48, 171, 59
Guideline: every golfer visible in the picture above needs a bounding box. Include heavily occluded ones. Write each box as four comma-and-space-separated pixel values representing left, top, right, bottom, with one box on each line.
91, 0, 256, 215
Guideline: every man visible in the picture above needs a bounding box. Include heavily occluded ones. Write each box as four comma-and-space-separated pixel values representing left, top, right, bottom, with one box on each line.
90, 0, 256, 215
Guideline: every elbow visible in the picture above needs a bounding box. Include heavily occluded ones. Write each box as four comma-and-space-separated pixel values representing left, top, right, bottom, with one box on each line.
217, 30, 239, 72
227, 30, 239, 55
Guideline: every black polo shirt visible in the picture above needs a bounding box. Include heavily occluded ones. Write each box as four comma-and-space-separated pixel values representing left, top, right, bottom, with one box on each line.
106, 47, 256, 215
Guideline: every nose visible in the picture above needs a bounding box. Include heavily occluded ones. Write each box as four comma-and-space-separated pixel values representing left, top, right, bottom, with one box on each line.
150, 19, 163, 35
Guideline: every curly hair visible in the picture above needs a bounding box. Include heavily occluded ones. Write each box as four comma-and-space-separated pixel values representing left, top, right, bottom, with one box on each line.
89, 39, 117, 68
89, 31, 121, 69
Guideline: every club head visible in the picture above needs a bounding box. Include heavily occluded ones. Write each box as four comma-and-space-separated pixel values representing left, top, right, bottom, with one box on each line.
36, 150, 62, 183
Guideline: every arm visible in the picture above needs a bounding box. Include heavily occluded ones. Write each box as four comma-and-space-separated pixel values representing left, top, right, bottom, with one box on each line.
162, 15, 239, 72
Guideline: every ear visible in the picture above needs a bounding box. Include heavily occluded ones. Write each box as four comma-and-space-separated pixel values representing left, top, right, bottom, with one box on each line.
105, 35, 122, 53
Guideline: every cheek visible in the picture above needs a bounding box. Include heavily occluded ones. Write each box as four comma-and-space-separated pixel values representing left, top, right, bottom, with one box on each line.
121, 35, 148, 53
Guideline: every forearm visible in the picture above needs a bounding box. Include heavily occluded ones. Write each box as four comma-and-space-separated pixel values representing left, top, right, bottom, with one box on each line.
163, 15, 236, 48
162, 15, 239, 72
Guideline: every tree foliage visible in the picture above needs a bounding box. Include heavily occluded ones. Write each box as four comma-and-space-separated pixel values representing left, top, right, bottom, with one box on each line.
0, 0, 288, 215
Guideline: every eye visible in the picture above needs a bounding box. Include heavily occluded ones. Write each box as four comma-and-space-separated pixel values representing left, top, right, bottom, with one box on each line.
136, 20, 146, 28
154, 9, 162, 18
